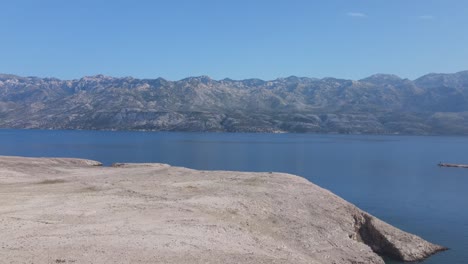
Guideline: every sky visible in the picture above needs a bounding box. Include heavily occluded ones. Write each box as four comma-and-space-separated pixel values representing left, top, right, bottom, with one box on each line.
1, 0, 467, 81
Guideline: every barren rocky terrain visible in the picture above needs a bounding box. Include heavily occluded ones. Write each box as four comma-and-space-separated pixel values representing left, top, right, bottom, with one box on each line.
1, 71, 468, 134
0, 156, 445, 263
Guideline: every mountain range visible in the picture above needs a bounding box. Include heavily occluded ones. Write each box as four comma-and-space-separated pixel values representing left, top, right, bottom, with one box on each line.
1, 71, 468, 135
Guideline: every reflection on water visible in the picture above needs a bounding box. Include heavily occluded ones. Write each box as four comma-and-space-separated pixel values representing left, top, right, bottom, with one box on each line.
0, 129, 466, 263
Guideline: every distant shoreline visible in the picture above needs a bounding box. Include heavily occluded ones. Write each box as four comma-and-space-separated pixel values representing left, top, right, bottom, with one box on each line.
1, 127, 468, 138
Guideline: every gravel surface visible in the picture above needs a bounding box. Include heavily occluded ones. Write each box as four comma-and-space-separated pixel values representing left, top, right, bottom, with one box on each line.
0, 156, 445, 264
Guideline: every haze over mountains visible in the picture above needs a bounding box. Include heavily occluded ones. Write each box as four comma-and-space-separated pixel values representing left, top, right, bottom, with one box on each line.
1, 71, 468, 135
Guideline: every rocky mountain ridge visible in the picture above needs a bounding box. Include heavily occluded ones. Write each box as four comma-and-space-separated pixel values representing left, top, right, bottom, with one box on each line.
1, 71, 468, 134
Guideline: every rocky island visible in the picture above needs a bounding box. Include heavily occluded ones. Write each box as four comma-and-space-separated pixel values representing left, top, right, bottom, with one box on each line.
0, 156, 445, 263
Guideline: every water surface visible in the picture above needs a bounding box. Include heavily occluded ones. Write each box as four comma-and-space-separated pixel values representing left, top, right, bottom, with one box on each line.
0, 129, 467, 263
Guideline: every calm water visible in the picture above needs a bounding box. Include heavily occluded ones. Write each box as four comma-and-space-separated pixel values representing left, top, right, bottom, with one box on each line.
1, 129, 467, 264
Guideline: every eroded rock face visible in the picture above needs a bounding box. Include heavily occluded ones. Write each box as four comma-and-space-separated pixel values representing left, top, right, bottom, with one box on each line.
0, 156, 445, 263
354, 214, 446, 262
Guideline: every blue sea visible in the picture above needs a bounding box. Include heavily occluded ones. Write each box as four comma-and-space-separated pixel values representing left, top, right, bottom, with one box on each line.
0, 129, 467, 263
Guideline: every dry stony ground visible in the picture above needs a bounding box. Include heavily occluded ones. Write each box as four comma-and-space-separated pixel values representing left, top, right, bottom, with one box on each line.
0, 156, 445, 264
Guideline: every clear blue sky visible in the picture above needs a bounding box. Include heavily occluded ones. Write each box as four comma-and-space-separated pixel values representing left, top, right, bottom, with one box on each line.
1, 0, 467, 80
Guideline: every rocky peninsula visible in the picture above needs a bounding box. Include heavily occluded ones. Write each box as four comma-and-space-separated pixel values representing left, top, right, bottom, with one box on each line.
0, 156, 445, 263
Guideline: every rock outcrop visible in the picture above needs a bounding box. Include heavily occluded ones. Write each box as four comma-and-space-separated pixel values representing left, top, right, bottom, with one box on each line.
0, 156, 445, 263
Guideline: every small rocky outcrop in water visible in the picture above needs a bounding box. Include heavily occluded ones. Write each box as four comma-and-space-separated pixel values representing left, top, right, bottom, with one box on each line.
0, 156, 445, 263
